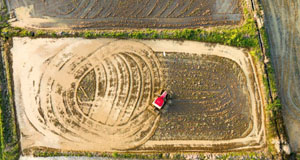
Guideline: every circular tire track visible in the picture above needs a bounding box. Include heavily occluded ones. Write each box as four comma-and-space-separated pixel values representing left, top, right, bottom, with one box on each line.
34, 40, 162, 150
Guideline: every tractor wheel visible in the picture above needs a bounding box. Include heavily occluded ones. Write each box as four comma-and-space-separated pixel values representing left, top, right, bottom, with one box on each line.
162, 105, 169, 114
167, 99, 172, 105
166, 94, 171, 100
154, 108, 160, 114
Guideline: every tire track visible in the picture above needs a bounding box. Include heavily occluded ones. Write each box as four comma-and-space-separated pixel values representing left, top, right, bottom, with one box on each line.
16, 40, 162, 150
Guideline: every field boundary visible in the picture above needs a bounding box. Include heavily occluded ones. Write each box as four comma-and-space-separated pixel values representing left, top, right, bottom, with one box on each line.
250, 0, 290, 159
0, 38, 20, 160
0, 0, 21, 159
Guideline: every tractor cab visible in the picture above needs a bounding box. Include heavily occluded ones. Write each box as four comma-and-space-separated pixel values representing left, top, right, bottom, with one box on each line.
152, 90, 168, 110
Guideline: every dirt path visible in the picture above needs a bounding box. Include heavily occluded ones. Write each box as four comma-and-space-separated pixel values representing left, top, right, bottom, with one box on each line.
262, 0, 300, 152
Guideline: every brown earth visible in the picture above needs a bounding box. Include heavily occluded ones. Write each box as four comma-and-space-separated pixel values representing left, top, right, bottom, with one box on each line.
6, 0, 242, 29
12, 38, 265, 153
150, 53, 252, 141
262, 0, 300, 152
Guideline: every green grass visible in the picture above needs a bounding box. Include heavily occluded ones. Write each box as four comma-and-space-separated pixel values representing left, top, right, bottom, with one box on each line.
0, 0, 20, 153
261, 27, 278, 96
1, 1, 20, 159
0, 0, 9, 30
33, 150, 165, 159
1, 18, 258, 49
33, 150, 270, 159
260, 18, 290, 159
0, 40, 20, 160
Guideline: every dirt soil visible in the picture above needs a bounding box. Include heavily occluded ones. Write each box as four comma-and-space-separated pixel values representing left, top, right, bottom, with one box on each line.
262, 0, 300, 152
12, 38, 265, 152
151, 53, 252, 141
6, 0, 242, 29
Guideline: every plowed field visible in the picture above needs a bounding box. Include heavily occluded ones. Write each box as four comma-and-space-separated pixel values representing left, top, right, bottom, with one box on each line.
12, 38, 265, 152
7, 0, 242, 29
151, 53, 252, 141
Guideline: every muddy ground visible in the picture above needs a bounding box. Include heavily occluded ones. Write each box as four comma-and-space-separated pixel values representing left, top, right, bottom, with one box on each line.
262, 0, 300, 152
12, 38, 265, 153
150, 53, 251, 141
6, 0, 242, 29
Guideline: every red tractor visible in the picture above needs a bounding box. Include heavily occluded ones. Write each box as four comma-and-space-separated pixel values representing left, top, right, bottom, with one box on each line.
152, 90, 169, 110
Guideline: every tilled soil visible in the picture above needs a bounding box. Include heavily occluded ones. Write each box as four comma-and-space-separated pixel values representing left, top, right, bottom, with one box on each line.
262, 0, 300, 152
7, 0, 242, 29
150, 52, 251, 140
12, 38, 265, 152
12, 38, 162, 151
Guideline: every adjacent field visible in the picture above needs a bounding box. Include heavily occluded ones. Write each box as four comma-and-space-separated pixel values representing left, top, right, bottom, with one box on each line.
262, 0, 300, 152
7, 0, 242, 29
12, 38, 265, 153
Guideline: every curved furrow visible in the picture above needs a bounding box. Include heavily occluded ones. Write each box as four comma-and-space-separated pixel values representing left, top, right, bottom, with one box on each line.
116, 53, 142, 124
68, 0, 91, 18
112, 54, 134, 126
94, 0, 112, 18
105, 55, 125, 126
20, 40, 162, 150
171, 1, 190, 18
125, 52, 153, 115
176, 0, 196, 17
131, 0, 151, 18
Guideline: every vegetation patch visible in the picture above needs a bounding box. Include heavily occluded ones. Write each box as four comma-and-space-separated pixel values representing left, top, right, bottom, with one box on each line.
0, 1, 20, 160
0, 39, 20, 160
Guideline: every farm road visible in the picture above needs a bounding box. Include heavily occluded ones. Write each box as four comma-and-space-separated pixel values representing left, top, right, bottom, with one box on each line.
262, 0, 300, 152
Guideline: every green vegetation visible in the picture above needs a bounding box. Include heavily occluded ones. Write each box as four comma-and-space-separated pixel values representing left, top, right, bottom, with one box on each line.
0, 1, 20, 159
32, 150, 270, 159
0, 0, 9, 29
261, 27, 277, 95
33, 149, 165, 159
1, 17, 258, 49
261, 26, 288, 158
0, 39, 20, 160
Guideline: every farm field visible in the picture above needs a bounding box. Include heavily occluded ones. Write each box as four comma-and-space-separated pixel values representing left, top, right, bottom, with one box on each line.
1, 0, 291, 159
262, 0, 300, 152
6, 0, 242, 29
12, 38, 265, 153
151, 53, 252, 141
